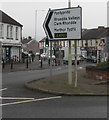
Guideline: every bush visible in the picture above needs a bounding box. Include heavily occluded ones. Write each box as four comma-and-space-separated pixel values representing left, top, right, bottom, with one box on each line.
86, 61, 109, 71
97, 61, 109, 67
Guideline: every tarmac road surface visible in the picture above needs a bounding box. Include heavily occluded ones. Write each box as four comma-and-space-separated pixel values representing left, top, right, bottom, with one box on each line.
1, 64, 108, 118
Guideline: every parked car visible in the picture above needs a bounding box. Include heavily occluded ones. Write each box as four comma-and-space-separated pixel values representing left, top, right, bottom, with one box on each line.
86, 56, 97, 63
86, 56, 92, 62
48, 55, 56, 59
80, 55, 85, 61
63, 47, 81, 65
40, 53, 47, 58
91, 56, 97, 63
82, 54, 87, 59
35, 52, 40, 56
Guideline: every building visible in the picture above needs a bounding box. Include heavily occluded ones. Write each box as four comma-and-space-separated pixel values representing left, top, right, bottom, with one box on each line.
97, 27, 109, 61
39, 37, 46, 54
0, 10, 23, 62
82, 26, 109, 62
39, 37, 65, 58
0, 41, 2, 62
39, 26, 109, 63
21, 37, 39, 55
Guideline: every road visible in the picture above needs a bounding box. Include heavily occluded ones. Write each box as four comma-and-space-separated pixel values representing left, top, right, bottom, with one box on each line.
1, 63, 108, 118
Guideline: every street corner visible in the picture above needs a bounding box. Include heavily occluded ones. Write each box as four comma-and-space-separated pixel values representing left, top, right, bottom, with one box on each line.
24, 73, 108, 96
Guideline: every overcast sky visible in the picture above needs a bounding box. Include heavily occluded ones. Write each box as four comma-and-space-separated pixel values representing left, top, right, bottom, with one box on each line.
0, 0, 108, 41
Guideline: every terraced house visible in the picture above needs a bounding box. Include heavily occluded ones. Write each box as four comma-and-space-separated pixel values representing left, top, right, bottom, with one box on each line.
0, 10, 23, 62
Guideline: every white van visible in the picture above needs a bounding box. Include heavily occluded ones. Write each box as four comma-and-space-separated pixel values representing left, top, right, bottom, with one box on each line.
63, 47, 81, 65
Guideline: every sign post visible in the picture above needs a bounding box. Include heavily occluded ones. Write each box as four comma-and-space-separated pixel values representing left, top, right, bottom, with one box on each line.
68, 0, 72, 85
50, 41, 53, 80
43, 6, 82, 85
74, 40, 77, 87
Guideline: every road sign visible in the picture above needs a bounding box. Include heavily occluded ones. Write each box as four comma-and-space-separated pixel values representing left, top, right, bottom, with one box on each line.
99, 39, 106, 46
43, 7, 82, 40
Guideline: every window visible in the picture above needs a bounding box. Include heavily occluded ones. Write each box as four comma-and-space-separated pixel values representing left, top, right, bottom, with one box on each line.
78, 40, 79, 47
63, 41, 65, 47
16, 27, 18, 40
10, 26, 13, 38
92, 40, 96, 46
0, 24, 4, 38
7, 25, 10, 38
7, 25, 13, 39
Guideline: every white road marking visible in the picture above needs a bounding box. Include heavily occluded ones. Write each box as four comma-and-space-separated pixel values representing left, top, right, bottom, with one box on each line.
0, 96, 62, 107
0, 88, 7, 92
0, 97, 35, 100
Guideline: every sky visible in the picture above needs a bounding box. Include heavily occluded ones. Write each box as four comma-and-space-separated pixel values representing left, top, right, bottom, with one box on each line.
0, 0, 108, 41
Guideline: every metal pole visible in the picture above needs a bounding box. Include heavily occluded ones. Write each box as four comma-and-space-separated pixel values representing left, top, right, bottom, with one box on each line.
68, 0, 72, 85
40, 58, 43, 68
2, 59, 5, 69
26, 57, 28, 69
35, 10, 45, 41
68, 40, 72, 85
74, 40, 78, 87
35, 10, 37, 41
68, 0, 71, 8
10, 59, 13, 69
50, 41, 53, 80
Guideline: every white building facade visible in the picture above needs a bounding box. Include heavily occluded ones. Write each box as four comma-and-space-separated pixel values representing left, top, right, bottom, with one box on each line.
0, 10, 23, 62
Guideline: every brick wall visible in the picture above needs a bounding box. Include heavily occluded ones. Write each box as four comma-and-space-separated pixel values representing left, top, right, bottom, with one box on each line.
86, 68, 109, 81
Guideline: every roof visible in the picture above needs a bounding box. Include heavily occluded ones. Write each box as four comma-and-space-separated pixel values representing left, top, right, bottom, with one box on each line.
0, 10, 23, 27
21, 38, 39, 44
82, 27, 108, 40
21, 39, 32, 44
39, 37, 46, 42
98, 27, 109, 38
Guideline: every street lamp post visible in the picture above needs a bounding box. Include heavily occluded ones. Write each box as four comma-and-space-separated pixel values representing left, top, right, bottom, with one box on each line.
35, 10, 45, 41
35, 10, 37, 41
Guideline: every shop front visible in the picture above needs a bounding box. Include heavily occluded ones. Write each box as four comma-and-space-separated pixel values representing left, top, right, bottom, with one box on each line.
2, 43, 22, 63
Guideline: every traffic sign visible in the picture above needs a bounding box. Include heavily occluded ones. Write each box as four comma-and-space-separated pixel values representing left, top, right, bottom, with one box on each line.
43, 7, 82, 40
99, 39, 106, 46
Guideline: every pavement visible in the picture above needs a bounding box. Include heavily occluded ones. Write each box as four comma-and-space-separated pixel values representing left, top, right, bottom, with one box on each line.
2, 59, 108, 96
2, 59, 55, 72
25, 68, 108, 96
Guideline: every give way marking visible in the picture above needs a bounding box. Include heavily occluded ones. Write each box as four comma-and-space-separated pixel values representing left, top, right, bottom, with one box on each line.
0, 96, 62, 107
0, 97, 35, 100
0, 87, 35, 101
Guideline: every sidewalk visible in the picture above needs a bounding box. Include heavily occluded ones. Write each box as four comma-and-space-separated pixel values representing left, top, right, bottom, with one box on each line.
25, 69, 108, 96
2, 60, 108, 96
2, 59, 58, 73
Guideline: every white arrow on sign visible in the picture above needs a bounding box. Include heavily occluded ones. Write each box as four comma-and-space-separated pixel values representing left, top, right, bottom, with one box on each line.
43, 7, 82, 40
